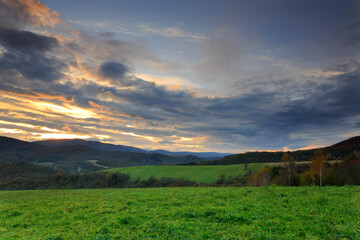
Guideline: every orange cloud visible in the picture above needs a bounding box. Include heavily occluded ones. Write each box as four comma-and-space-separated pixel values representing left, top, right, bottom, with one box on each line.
32, 133, 91, 140
0, 120, 35, 129
0, 90, 74, 103
120, 132, 160, 142
1, 92, 97, 119
0, 128, 26, 134
40, 126, 60, 132
284, 145, 326, 151
0, 101, 57, 118
34, 102, 98, 119
3, 0, 61, 27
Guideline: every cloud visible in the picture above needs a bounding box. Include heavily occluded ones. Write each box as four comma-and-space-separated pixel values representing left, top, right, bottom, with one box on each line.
101, 38, 181, 74
2, 64, 360, 151
0, 0, 61, 28
192, 27, 258, 90
99, 61, 129, 80
323, 59, 360, 73
139, 22, 206, 42
0, 26, 66, 82
68, 19, 138, 36
0, 25, 58, 51
0, 52, 65, 82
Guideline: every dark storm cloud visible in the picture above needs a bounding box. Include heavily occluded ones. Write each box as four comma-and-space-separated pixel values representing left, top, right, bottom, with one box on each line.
117, 80, 194, 108
0, 26, 66, 82
0, 25, 58, 52
79, 82, 188, 120
84, 64, 360, 139
266, 69, 360, 137
80, 72, 197, 115
99, 61, 129, 79
318, 71, 360, 114
0, 52, 65, 82
270, 106, 339, 133
160, 67, 360, 148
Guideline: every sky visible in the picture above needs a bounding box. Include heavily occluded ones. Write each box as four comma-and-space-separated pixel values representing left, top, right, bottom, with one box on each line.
0, 0, 359, 153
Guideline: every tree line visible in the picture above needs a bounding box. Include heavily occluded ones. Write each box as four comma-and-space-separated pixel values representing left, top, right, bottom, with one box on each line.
0, 171, 198, 190
225, 150, 360, 187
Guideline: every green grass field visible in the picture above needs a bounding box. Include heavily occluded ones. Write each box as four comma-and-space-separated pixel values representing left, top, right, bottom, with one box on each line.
1, 186, 360, 239
102, 163, 265, 183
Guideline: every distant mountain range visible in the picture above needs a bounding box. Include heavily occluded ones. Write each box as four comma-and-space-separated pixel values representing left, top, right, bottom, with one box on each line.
34, 139, 147, 153
0, 136, 230, 172
34, 139, 232, 158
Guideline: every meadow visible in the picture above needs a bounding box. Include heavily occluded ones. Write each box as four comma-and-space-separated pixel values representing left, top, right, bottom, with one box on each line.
102, 163, 265, 183
1, 186, 360, 239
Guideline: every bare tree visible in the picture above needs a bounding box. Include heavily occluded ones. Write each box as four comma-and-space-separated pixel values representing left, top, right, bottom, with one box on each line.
310, 150, 330, 187
282, 153, 296, 186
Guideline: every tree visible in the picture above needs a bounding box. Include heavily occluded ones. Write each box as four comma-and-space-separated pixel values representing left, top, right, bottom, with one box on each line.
281, 153, 296, 186
216, 173, 226, 185
310, 150, 330, 187
244, 162, 248, 170
248, 167, 273, 186
299, 171, 313, 186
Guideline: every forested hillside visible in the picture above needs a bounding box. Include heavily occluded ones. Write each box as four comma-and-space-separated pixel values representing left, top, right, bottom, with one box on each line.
208, 136, 360, 165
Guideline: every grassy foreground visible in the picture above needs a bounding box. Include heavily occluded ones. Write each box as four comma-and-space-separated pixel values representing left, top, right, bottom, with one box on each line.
1, 187, 360, 239
102, 163, 264, 183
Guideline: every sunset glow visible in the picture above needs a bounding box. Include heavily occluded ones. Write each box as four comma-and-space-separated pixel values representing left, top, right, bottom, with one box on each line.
34, 102, 98, 119
32, 133, 91, 140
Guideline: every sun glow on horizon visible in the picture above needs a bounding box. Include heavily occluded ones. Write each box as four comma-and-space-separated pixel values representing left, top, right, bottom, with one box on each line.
0, 128, 26, 134
32, 133, 91, 140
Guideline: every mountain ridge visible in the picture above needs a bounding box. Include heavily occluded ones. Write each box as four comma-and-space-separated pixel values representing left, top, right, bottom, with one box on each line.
34, 138, 232, 158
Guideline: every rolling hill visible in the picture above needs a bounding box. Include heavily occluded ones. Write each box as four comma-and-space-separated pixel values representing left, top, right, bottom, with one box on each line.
211, 136, 360, 165
0, 136, 203, 172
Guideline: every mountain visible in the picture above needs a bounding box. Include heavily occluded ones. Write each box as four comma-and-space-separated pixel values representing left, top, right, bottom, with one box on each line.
0, 136, 203, 173
35, 139, 231, 158
150, 150, 231, 158
35, 139, 147, 153
0, 136, 45, 162
324, 136, 360, 153
0, 136, 42, 151
211, 136, 360, 165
